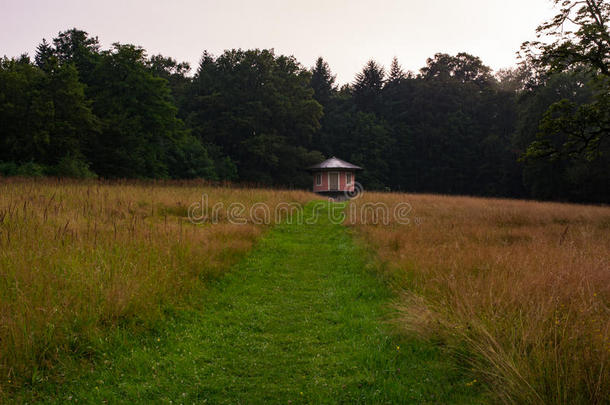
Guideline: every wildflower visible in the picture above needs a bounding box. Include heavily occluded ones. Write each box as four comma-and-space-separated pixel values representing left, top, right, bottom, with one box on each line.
396, 345, 400, 351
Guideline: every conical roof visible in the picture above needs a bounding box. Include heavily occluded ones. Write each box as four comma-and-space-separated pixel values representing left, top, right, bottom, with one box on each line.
307, 156, 362, 171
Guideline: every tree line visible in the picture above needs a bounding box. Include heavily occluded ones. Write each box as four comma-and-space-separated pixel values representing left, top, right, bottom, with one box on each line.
1, 0, 607, 202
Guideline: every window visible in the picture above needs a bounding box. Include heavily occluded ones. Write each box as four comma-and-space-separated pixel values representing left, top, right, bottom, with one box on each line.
315, 173, 322, 186
346, 173, 352, 185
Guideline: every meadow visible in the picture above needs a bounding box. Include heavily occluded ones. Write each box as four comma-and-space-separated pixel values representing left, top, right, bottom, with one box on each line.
348, 192, 610, 404
0, 178, 312, 396
1, 178, 609, 404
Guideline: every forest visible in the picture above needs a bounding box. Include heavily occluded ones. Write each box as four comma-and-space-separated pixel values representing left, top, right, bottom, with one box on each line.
0, 1, 608, 203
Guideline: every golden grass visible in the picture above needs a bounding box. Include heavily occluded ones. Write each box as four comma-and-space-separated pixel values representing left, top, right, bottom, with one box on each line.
348, 192, 610, 404
0, 178, 313, 393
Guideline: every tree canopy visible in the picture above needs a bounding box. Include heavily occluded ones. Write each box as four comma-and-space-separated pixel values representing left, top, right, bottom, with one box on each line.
0, 20, 607, 202
520, 0, 609, 202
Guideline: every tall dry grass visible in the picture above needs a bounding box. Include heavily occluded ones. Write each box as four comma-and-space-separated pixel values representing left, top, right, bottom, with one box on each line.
0, 178, 313, 394
348, 192, 610, 404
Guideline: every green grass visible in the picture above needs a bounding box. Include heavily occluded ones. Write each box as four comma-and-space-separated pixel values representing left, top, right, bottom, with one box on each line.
16, 202, 484, 403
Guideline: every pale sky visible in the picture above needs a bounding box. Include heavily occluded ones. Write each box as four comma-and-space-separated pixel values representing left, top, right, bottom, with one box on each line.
1, 0, 557, 84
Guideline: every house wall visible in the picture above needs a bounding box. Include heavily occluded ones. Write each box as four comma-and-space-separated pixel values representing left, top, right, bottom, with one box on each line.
312, 171, 356, 193
343, 171, 355, 192
313, 171, 328, 192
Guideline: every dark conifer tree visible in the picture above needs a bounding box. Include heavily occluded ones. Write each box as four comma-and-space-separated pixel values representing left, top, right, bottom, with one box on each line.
353, 60, 385, 113
386, 57, 407, 85
310, 57, 336, 107
34, 39, 55, 72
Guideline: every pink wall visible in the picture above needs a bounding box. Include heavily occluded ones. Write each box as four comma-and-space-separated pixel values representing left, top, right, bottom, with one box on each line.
312, 171, 356, 192
313, 171, 328, 192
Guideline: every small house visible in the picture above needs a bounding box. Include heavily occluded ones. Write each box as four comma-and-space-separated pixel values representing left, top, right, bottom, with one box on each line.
307, 156, 362, 199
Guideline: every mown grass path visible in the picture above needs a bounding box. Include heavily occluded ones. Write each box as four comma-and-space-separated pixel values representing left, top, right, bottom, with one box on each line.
26, 202, 481, 404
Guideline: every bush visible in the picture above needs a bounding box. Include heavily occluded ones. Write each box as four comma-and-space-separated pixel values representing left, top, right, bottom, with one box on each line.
51, 155, 97, 178
0, 161, 46, 177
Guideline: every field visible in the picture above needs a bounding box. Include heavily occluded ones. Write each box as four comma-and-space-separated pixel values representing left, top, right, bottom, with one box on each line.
0, 178, 311, 397
348, 192, 610, 403
1, 179, 609, 403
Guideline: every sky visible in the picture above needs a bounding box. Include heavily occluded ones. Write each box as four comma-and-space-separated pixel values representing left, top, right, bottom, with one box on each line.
1, 0, 558, 85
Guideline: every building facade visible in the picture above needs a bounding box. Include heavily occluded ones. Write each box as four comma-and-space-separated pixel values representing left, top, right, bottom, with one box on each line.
307, 157, 362, 199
